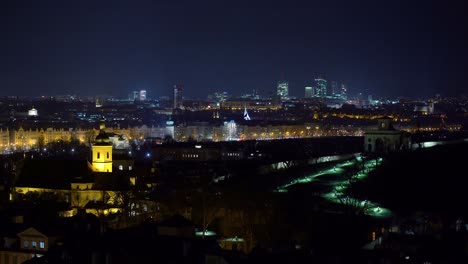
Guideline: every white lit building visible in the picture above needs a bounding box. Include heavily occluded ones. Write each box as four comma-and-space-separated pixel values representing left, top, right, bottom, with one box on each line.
314, 77, 327, 98
277, 81, 289, 99
305, 86, 313, 98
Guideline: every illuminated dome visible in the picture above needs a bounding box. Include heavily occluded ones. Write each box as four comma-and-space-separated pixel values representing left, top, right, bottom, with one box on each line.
28, 107, 38, 116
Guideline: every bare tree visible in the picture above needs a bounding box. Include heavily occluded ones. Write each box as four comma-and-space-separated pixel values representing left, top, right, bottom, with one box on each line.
201, 190, 222, 239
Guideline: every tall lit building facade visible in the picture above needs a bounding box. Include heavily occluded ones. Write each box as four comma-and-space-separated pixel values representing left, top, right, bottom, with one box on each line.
314, 77, 327, 98
277, 80, 289, 99
330, 81, 338, 96
305, 86, 313, 98
91, 118, 113, 173
131, 91, 139, 100
340, 82, 347, 100
139, 90, 147, 101
173, 84, 183, 109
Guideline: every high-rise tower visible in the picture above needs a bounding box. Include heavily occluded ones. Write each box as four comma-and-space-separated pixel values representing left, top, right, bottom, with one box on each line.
139, 90, 147, 101
330, 81, 338, 96
91, 118, 113, 173
173, 84, 183, 109
277, 80, 289, 99
305, 86, 313, 98
340, 82, 347, 100
314, 77, 327, 98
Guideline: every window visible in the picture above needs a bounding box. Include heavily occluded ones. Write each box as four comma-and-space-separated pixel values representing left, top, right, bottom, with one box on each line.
107, 152, 109, 159
129, 166, 132, 170
40, 241, 45, 249
32, 241, 37, 248
24, 240, 29, 248
119, 165, 123, 170
97, 152, 100, 159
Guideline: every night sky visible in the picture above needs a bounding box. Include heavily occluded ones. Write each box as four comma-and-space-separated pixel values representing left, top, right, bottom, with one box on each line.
1, 0, 467, 99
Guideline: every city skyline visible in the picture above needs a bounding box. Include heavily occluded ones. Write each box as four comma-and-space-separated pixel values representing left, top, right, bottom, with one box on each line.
1, 0, 467, 98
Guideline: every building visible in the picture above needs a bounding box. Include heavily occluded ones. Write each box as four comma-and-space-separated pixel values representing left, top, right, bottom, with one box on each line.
139, 90, 147, 101
340, 82, 347, 99
91, 118, 113, 173
129, 91, 139, 100
314, 77, 327, 98
277, 80, 289, 99
0, 227, 59, 264
173, 84, 183, 109
12, 119, 133, 215
305, 86, 313, 98
330, 81, 338, 96
27, 107, 38, 117
364, 117, 410, 153
220, 99, 280, 111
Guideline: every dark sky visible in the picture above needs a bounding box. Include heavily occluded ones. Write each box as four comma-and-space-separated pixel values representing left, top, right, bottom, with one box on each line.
1, 0, 467, 99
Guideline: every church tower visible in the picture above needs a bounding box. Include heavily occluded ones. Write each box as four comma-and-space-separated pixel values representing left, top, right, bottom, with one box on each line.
92, 118, 113, 172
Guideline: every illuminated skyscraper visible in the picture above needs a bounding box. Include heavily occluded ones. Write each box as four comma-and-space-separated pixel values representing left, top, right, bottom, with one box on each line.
173, 84, 183, 109
330, 81, 338, 96
139, 90, 147, 101
340, 82, 347, 100
305, 86, 313, 98
277, 80, 289, 99
314, 77, 327, 98
132, 91, 139, 100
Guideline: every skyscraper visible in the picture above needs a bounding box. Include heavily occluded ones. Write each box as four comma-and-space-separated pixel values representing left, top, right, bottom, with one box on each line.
132, 91, 139, 100
330, 81, 338, 96
277, 80, 289, 99
173, 84, 183, 109
139, 90, 147, 101
314, 77, 327, 98
305, 86, 313, 98
340, 82, 347, 100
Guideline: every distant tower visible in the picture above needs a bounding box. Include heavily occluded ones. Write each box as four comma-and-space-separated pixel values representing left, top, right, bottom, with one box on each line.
277, 80, 289, 99
305, 86, 313, 98
314, 77, 327, 98
132, 91, 139, 100
165, 120, 174, 140
330, 81, 338, 96
91, 118, 113, 173
173, 84, 183, 109
340, 82, 347, 100
243, 106, 251, 121
428, 100, 435, 114
139, 90, 147, 101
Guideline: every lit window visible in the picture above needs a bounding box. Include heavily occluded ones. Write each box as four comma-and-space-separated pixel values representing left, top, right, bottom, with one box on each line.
40, 241, 45, 249
32, 241, 37, 248
129, 166, 132, 170
119, 165, 123, 170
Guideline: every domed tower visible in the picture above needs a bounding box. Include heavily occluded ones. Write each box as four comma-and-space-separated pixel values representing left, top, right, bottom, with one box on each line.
92, 118, 113, 172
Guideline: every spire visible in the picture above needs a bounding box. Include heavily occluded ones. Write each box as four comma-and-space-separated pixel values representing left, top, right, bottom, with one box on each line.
99, 109, 106, 130
243, 105, 251, 121
99, 116, 106, 130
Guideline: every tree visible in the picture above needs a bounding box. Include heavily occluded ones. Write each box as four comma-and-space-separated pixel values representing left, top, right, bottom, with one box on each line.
37, 134, 45, 150
85, 130, 96, 146
200, 190, 222, 239
107, 190, 147, 228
